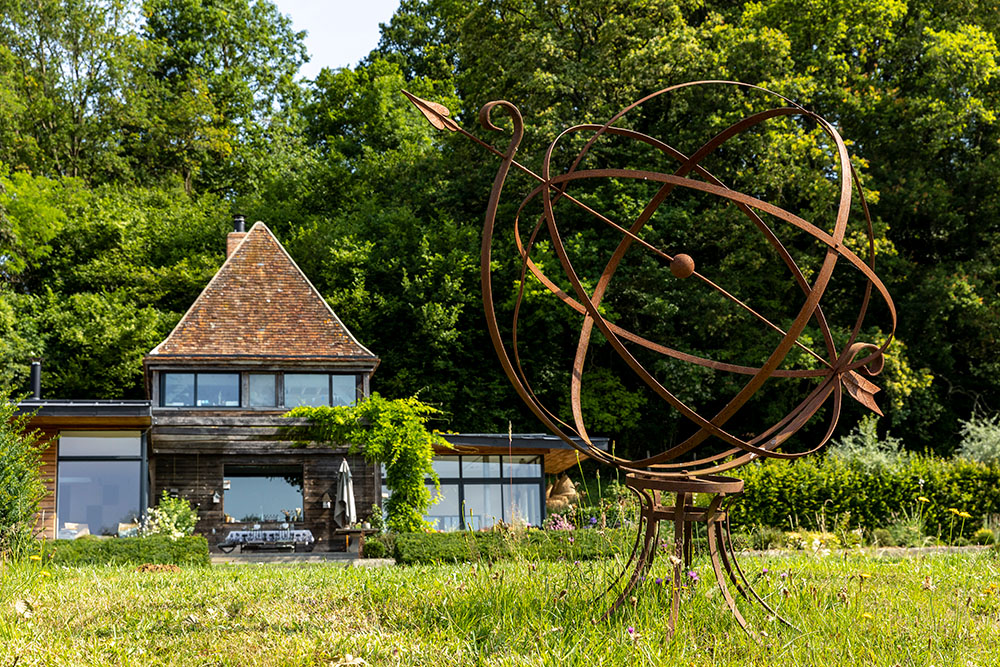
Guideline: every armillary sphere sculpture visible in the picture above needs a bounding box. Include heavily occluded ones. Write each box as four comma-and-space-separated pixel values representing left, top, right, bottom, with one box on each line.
404, 81, 895, 638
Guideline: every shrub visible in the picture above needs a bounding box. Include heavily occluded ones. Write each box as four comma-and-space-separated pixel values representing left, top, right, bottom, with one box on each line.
872, 528, 895, 547
957, 414, 1000, 465
0, 396, 47, 555
732, 453, 999, 542
49, 535, 209, 566
141, 491, 198, 539
392, 528, 631, 566
973, 528, 995, 545
827, 415, 909, 470
361, 537, 388, 559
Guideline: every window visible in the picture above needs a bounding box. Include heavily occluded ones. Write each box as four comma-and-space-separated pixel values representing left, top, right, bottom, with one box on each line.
285, 373, 357, 408
160, 372, 240, 407
284, 374, 329, 407
162, 373, 194, 407
416, 455, 545, 531
197, 373, 240, 406
159, 371, 360, 408
57, 432, 143, 539
224, 465, 304, 523
249, 374, 277, 407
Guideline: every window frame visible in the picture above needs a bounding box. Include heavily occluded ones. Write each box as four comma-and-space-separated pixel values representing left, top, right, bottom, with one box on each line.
157, 371, 361, 409
420, 455, 546, 531
55, 431, 147, 539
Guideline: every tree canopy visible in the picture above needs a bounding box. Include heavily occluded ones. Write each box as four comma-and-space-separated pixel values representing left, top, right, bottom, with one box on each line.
2, 0, 999, 457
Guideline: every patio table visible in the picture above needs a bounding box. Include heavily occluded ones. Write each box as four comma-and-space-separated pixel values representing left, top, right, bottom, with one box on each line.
218, 528, 315, 553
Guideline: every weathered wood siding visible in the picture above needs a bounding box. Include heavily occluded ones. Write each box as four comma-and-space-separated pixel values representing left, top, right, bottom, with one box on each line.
150, 413, 379, 551
36, 431, 57, 540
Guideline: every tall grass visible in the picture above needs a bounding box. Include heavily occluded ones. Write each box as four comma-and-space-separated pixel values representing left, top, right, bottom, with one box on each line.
0, 548, 997, 665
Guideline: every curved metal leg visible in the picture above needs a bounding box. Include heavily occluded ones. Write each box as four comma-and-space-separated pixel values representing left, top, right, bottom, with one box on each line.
667, 492, 687, 638
721, 512, 798, 630
707, 517, 756, 640
594, 486, 649, 606
602, 492, 659, 620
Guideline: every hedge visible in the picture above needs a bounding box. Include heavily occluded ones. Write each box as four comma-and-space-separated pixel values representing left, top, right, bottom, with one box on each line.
732, 455, 1000, 539
48, 535, 210, 566
392, 528, 632, 565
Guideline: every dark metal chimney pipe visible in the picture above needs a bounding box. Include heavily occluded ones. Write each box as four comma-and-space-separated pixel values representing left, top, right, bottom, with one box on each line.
29, 360, 41, 400
233, 214, 246, 233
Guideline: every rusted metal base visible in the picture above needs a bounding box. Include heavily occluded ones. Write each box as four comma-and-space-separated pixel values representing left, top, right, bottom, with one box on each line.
601, 473, 796, 639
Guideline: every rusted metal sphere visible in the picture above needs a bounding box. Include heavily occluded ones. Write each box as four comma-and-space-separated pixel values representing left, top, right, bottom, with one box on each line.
670, 254, 695, 279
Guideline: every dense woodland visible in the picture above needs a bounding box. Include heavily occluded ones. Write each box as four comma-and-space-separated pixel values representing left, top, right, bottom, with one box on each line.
1, 0, 998, 458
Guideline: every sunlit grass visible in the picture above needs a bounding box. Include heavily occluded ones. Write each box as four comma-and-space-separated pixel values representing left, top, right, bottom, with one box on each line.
1, 549, 998, 666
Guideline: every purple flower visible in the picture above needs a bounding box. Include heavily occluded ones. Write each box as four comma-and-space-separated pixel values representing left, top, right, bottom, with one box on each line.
687, 570, 700, 583
655, 577, 664, 586
574, 560, 580, 566
780, 572, 788, 580
568, 537, 574, 543
627, 626, 635, 636
762, 568, 769, 575
589, 517, 598, 525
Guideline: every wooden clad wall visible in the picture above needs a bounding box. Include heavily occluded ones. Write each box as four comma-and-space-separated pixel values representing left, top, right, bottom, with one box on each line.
151, 415, 379, 552
36, 430, 58, 540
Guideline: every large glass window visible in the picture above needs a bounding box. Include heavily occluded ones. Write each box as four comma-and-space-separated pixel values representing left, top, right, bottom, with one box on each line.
197, 373, 240, 407
417, 455, 545, 531
426, 483, 461, 531
161, 372, 240, 407
284, 374, 329, 408
224, 465, 304, 523
331, 375, 357, 406
56, 432, 143, 539
162, 373, 194, 406
248, 374, 277, 407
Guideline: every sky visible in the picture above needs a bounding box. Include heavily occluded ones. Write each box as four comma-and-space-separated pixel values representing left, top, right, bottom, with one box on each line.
271, 0, 402, 80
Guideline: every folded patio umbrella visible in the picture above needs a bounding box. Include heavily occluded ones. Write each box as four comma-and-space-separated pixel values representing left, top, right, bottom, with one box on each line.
334, 458, 357, 529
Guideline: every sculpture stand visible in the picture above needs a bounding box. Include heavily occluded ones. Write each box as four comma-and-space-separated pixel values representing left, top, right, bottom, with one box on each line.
601, 473, 795, 639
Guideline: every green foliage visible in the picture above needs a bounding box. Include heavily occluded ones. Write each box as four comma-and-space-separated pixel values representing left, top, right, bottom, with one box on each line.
287, 394, 448, 533
48, 535, 209, 566
972, 528, 995, 545
957, 413, 1000, 465
141, 491, 199, 540
360, 536, 388, 559
732, 453, 999, 541
391, 528, 631, 566
827, 415, 910, 471
0, 396, 46, 555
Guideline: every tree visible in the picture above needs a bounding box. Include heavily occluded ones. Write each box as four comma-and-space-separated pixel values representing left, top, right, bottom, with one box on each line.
0, 395, 47, 555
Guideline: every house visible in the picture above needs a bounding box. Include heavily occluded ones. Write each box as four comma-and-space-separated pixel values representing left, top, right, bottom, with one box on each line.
19, 217, 605, 549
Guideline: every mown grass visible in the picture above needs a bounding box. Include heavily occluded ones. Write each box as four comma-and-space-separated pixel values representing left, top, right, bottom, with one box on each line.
1, 548, 998, 666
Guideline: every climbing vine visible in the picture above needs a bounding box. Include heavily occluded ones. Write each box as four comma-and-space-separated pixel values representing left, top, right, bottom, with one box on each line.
286, 393, 447, 533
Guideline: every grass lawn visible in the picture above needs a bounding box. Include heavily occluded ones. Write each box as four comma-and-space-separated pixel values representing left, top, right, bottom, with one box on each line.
1, 548, 998, 666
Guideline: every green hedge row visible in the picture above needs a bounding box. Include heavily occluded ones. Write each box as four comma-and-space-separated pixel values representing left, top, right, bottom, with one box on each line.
391, 528, 631, 565
49, 535, 210, 566
732, 455, 1000, 539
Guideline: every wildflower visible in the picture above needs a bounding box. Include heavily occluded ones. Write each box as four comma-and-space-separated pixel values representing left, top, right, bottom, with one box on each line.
568, 537, 574, 544
589, 517, 598, 525
958, 511, 972, 519
655, 577, 664, 586
29, 555, 41, 561
948, 508, 960, 515
627, 626, 635, 637
917, 496, 930, 503
574, 560, 580, 566
761, 568, 769, 575
780, 572, 789, 580
859, 573, 871, 580
862, 613, 873, 620
687, 570, 700, 584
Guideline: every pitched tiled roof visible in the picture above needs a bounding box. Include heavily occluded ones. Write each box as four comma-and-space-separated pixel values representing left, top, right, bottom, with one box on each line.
146, 222, 377, 365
